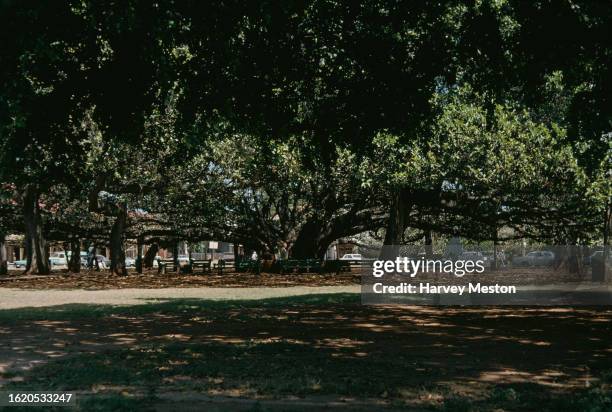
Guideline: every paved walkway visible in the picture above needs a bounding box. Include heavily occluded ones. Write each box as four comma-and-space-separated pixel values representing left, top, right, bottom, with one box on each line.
0, 286, 360, 309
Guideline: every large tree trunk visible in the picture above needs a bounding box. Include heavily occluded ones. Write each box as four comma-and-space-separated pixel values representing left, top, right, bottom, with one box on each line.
136, 235, 144, 274
0, 232, 7, 276
290, 221, 325, 259
172, 242, 179, 266
68, 238, 81, 273
290, 218, 368, 260
144, 243, 159, 268
290, 205, 385, 260
290, 220, 339, 260
109, 203, 128, 275
233, 243, 240, 262
23, 185, 49, 275
381, 188, 408, 259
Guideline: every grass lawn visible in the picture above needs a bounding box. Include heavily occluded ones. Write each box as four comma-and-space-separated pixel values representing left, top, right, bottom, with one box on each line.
0, 294, 611, 411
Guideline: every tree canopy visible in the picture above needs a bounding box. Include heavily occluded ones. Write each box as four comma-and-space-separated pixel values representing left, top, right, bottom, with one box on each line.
0, 0, 609, 273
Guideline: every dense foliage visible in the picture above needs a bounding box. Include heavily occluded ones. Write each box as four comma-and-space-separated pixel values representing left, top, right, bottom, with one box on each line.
0, 0, 609, 273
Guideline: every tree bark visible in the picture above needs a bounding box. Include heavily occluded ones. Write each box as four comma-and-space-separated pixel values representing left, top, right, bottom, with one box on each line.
0, 232, 7, 276
290, 206, 384, 260
23, 185, 49, 275
93, 246, 100, 271
233, 243, 240, 262
109, 203, 128, 275
144, 243, 159, 268
424, 230, 433, 257
290, 221, 365, 260
136, 235, 144, 274
172, 242, 179, 266
68, 238, 81, 273
381, 188, 408, 259
290, 221, 325, 259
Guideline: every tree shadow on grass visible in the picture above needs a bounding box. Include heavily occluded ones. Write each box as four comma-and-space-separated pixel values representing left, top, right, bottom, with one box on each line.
0, 294, 611, 410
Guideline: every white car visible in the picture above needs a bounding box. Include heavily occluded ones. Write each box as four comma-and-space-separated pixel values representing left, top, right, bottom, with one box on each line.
340, 253, 362, 260
49, 256, 67, 267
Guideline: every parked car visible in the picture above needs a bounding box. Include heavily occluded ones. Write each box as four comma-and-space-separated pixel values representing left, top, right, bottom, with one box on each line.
49, 256, 67, 267
13, 259, 65, 269
66, 251, 87, 259
340, 253, 362, 260
512, 251, 555, 267
61, 251, 89, 269
47, 251, 67, 267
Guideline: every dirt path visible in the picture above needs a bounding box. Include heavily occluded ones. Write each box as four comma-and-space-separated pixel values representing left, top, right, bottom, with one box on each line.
0, 286, 360, 309
0, 270, 360, 289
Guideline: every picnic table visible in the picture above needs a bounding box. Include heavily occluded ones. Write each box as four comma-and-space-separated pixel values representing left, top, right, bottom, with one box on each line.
272, 259, 370, 275
157, 258, 179, 274
213, 259, 233, 275
235, 259, 261, 274
277, 259, 322, 274
203, 259, 262, 275
188, 259, 212, 274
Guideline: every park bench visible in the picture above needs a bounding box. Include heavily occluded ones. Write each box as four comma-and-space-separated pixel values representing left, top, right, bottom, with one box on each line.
188, 259, 212, 274
277, 259, 300, 274
211, 259, 261, 275
235, 259, 261, 274
273, 259, 370, 275
213, 259, 235, 275
277, 259, 322, 274
300, 259, 322, 273
157, 258, 179, 274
